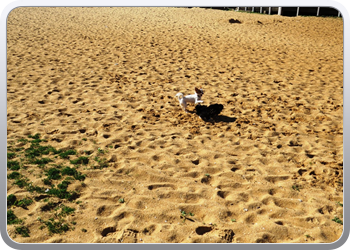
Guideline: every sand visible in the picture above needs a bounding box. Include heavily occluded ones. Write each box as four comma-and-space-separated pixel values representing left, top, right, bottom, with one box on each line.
6, 7, 343, 243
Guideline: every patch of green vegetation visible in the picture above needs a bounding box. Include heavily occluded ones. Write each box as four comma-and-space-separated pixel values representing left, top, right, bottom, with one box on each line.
42, 218, 70, 234
45, 168, 62, 180
332, 216, 343, 225
292, 185, 302, 192
7, 210, 22, 225
15, 226, 30, 237
58, 205, 75, 217
59, 149, 77, 159
61, 167, 86, 181
32, 157, 53, 166
28, 133, 41, 140
118, 198, 125, 203
180, 210, 194, 223
7, 160, 21, 170
6, 133, 114, 239
93, 156, 109, 169
7, 152, 16, 159
336, 201, 343, 207
57, 180, 70, 190
17, 138, 29, 144
97, 148, 105, 154
16, 198, 33, 208
7, 171, 21, 180
70, 156, 89, 165
46, 181, 79, 201
23, 134, 61, 163
14, 178, 29, 188
7, 194, 33, 208
7, 194, 17, 207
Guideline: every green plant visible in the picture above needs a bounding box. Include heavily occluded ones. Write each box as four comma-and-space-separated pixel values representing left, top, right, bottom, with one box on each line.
336, 201, 343, 207
15, 226, 30, 237
45, 168, 62, 180
7, 160, 20, 170
70, 156, 89, 165
82, 228, 87, 232
14, 178, 29, 188
118, 198, 125, 203
32, 157, 53, 166
93, 156, 108, 169
59, 149, 77, 159
17, 138, 29, 144
58, 205, 75, 217
7, 171, 21, 180
332, 216, 343, 225
292, 185, 302, 192
8, 195, 33, 208
231, 218, 236, 222
61, 167, 86, 181
180, 210, 194, 222
7, 194, 17, 207
7, 152, 16, 159
17, 198, 33, 208
44, 219, 70, 234
7, 210, 22, 225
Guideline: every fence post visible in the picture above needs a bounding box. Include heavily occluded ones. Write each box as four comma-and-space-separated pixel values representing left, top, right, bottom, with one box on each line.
269, 7, 271, 14
260, 7, 262, 13
278, 7, 282, 15
317, 7, 320, 16
296, 7, 300, 16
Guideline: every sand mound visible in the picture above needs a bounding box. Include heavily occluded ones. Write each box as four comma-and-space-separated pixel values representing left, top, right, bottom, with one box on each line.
7, 7, 343, 243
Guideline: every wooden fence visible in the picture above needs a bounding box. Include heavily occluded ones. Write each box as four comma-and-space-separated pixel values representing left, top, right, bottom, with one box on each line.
235, 7, 341, 17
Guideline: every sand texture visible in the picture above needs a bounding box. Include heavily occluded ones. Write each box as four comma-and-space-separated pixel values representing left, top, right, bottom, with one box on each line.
7, 7, 343, 243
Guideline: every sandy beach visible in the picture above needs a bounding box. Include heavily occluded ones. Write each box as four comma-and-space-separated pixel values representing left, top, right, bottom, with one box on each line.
6, 7, 343, 243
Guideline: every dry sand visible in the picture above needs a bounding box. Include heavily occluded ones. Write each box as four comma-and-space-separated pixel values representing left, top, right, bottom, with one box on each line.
6, 7, 343, 243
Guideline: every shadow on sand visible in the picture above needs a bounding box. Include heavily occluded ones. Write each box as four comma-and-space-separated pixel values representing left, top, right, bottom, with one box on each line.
215, 115, 237, 123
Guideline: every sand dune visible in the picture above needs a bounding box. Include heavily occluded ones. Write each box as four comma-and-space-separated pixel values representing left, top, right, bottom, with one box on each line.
7, 7, 343, 243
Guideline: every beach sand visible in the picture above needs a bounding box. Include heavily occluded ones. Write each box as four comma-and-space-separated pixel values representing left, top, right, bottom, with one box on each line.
7, 7, 343, 243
